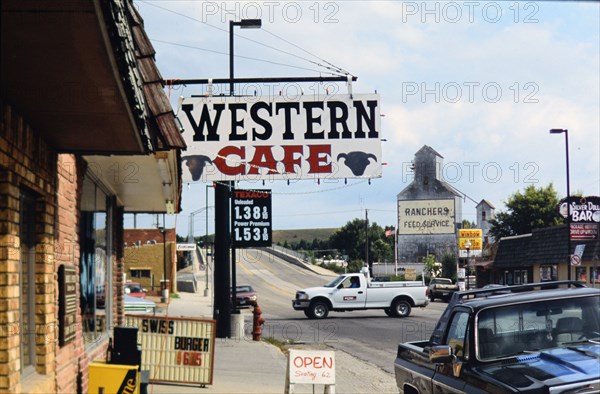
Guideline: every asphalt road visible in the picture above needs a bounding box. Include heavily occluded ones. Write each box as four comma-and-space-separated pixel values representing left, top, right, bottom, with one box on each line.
235, 249, 447, 374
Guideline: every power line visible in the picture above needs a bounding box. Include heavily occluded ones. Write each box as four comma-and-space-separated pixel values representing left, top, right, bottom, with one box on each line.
262, 29, 351, 76
200, 0, 351, 76
151, 39, 343, 76
138, 0, 351, 77
276, 209, 362, 218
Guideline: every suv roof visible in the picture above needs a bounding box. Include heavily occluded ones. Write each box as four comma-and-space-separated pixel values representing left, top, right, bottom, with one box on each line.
455, 281, 596, 309
430, 281, 600, 345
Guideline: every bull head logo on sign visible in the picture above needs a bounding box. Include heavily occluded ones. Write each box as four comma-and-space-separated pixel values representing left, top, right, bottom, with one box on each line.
337, 151, 378, 176
182, 155, 212, 181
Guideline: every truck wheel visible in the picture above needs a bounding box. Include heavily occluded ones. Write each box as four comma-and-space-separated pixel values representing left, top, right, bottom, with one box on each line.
384, 308, 393, 317
391, 299, 412, 318
429, 294, 435, 302
303, 310, 311, 318
308, 301, 329, 319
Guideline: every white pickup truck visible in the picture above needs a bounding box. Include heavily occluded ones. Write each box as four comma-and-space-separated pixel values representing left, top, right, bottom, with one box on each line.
292, 268, 429, 319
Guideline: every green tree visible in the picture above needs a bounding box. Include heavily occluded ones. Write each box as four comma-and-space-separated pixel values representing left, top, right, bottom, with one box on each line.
347, 259, 365, 273
329, 218, 391, 263
489, 184, 562, 239
371, 239, 392, 263
461, 219, 476, 229
441, 252, 457, 282
423, 254, 441, 278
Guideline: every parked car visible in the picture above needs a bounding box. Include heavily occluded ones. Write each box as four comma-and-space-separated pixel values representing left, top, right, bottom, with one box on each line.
394, 281, 600, 393
427, 277, 458, 301
234, 285, 257, 308
124, 282, 146, 298
123, 294, 156, 314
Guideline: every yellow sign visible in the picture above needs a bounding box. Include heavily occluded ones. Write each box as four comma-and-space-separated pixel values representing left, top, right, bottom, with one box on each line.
458, 229, 482, 238
88, 361, 139, 394
458, 238, 482, 250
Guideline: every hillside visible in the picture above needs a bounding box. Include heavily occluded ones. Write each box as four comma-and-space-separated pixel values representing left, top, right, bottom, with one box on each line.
272, 228, 338, 245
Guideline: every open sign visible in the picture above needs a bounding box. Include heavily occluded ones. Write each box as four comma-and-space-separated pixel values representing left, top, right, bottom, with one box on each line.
288, 349, 335, 385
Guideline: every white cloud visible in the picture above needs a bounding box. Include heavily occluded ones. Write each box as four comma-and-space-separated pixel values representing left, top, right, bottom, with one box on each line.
134, 0, 599, 233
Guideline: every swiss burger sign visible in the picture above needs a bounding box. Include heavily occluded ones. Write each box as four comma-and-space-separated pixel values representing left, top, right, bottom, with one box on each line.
179, 94, 382, 182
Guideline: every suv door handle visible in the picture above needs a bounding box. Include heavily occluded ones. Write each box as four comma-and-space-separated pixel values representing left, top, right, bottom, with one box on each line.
358, 291, 364, 294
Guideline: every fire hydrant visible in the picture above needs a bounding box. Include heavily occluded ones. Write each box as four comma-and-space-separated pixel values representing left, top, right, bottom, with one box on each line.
252, 303, 265, 341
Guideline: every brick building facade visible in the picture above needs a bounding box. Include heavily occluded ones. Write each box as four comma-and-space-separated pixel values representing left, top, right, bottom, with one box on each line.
1, 1, 185, 392
124, 228, 177, 293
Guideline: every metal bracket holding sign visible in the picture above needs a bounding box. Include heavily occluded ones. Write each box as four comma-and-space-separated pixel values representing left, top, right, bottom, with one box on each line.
285, 349, 336, 394
123, 316, 216, 386
231, 189, 272, 248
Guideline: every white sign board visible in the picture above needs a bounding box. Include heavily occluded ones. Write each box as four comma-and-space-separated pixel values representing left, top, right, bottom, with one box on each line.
398, 199, 456, 235
288, 349, 335, 385
124, 316, 215, 385
176, 243, 196, 251
459, 250, 483, 258
179, 94, 382, 181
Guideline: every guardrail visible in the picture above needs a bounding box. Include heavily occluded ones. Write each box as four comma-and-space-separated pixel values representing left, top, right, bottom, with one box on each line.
258, 245, 312, 270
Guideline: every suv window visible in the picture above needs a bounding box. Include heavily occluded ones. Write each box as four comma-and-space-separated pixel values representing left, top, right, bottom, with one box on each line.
445, 311, 470, 359
477, 295, 600, 359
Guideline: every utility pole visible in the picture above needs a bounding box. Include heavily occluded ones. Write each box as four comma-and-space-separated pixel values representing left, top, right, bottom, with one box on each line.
365, 209, 371, 276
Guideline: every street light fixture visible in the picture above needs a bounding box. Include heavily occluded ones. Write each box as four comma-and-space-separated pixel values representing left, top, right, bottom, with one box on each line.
549, 128, 571, 282
229, 19, 262, 96
465, 240, 471, 290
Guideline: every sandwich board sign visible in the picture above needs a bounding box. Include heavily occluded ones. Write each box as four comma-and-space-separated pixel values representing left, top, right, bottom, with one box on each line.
124, 316, 216, 385
285, 349, 335, 393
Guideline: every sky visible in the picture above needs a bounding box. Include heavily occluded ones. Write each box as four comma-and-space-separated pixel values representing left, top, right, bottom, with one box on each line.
124, 0, 600, 238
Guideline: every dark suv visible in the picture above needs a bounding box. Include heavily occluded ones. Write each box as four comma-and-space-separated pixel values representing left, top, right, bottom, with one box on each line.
395, 282, 600, 393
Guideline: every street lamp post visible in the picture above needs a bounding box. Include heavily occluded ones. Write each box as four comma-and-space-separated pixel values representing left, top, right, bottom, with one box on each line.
213, 18, 262, 338
229, 19, 261, 96
205, 184, 212, 296
188, 205, 213, 296
465, 240, 471, 290
158, 225, 168, 302
550, 128, 571, 281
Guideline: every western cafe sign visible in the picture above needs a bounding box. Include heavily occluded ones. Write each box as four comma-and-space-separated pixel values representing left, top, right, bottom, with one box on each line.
179, 94, 382, 182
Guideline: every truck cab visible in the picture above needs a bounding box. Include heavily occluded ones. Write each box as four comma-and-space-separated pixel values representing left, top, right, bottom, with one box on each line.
395, 282, 600, 393
329, 274, 367, 308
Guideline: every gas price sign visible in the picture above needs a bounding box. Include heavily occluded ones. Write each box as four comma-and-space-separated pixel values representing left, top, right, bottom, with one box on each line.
231, 189, 272, 248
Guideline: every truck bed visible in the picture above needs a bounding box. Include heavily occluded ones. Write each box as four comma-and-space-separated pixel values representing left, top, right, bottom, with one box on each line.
369, 281, 423, 288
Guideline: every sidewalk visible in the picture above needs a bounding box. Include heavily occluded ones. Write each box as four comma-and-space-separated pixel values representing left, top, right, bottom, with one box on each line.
144, 254, 396, 393
148, 292, 397, 394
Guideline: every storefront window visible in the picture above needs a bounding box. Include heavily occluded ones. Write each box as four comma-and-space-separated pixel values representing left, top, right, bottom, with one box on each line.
80, 175, 113, 344
540, 265, 558, 282
575, 266, 588, 283
590, 267, 599, 286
